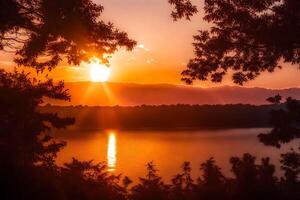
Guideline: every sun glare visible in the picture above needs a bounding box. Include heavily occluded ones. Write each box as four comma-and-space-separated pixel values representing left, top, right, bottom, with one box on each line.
107, 132, 117, 172
89, 59, 111, 82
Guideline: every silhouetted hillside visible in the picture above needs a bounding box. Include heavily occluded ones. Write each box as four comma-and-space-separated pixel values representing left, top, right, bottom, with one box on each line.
40, 104, 283, 131
47, 82, 300, 106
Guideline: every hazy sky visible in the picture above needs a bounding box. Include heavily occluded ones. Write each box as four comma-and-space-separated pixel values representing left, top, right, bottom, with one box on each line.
1, 0, 300, 88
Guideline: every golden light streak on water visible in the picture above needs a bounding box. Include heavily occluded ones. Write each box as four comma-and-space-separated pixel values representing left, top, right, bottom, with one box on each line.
107, 132, 117, 172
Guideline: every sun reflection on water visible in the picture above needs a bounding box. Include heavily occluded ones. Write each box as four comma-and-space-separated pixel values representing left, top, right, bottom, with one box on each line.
107, 132, 117, 172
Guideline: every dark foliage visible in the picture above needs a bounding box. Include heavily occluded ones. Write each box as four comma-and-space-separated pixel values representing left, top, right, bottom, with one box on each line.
259, 95, 300, 148
130, 162, 168, 200
194, 159, 227, 200
0, 69, 74, 168
0, 0, 136, 71
0, 69, 74, 199
0, 0, 135, 170
0, 70, 74, 171
0, 0, 134, 194
40, 103, 276, 130
171, 0, 300, 85
267, 94, 282, 104
4, 152, 299, 200
168, 0, 198, 21
281, 150, 300, 180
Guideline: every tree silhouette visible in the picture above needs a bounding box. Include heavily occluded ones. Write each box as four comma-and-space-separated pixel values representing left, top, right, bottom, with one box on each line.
0, 69, 74, 168
0, 0, 136, 71
60, 158, 128, 200
280, 149, 300, 198
131, 162, 168, 200
170, 162, 196, 200
230, 154, 280, 200
170, 0, 300, 85
169, 0, 198, 21
0, 0, 136, 167
0, 1, 135, 199
196, 158, 228, 200
169, 1, 300, 191
259, 96, 300, 148
0, 69, 75, 200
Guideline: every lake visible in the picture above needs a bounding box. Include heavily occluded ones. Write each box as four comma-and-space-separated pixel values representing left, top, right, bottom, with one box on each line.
54, 128, 294, 181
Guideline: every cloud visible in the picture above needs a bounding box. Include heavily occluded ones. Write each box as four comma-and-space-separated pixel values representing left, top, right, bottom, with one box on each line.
137, 44, 145, 49
146, 58, 155, 64
134, 44, 151, 52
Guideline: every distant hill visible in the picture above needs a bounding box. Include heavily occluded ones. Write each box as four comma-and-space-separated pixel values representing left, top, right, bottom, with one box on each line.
47, 82, 300, 106
41, 104, 276, 131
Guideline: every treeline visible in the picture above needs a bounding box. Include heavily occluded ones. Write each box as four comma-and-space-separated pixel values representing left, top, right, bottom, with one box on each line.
3, 152, 300, 200
40, 104, 282, 130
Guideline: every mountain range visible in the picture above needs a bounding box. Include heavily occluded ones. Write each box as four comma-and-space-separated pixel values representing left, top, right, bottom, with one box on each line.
47, 82, 300, 106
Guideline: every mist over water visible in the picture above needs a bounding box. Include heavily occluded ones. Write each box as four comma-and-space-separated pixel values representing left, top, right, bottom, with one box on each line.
55, 128, 295, 181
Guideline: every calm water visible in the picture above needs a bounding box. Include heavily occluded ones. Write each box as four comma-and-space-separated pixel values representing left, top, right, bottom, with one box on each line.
54, 128, 294, 181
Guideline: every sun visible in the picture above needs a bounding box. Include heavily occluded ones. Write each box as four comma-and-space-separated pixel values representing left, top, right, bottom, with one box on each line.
89, 59, 111, 82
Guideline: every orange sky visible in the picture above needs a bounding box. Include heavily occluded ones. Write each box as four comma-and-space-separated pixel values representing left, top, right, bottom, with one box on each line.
0, 0, 300, 89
